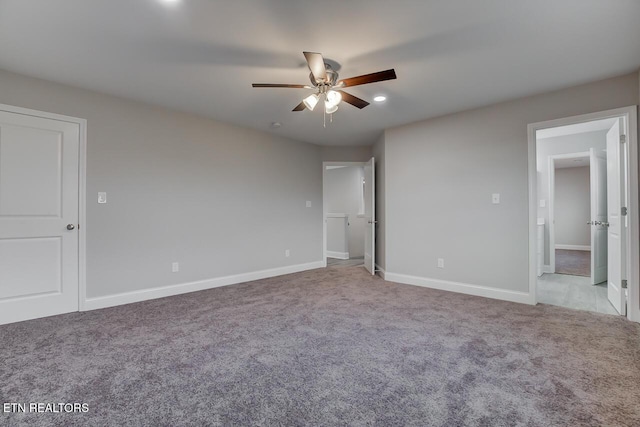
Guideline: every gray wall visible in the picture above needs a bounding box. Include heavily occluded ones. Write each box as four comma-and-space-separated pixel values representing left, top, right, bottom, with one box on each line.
324, 166, 366, 258
536, 131, 606, 263
555, 166, 591, 248
373, 134, 386, 270
0, 69, 323, 299
382, 73, 638, 293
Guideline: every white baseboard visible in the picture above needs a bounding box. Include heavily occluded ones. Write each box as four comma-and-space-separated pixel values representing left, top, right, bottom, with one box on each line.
555, 244, 591, 251
326, 251, 349, 260
383, 272, 533, 305
375, 263, 386, 280
543, 265, 554, 274
84, 260, 325, 311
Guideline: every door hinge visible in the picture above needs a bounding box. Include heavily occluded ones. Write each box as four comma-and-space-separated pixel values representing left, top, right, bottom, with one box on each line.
620, 135, 626, 144
622, 279, 628, 289
621, 207, 628, 216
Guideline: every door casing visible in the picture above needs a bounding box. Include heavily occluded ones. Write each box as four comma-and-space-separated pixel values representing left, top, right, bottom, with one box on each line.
527, 106, 639, 321
322, 161, 367, 268
547, 151, 590, 274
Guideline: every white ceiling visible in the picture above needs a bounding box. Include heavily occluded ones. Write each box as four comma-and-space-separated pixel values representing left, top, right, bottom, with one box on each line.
1, 0, 639, 146
555, 156, 590, 169
537, 118, 618, 139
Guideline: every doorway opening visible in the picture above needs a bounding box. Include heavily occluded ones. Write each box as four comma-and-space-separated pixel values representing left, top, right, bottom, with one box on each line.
528, 106, 639, 320
322, 159, 375, 274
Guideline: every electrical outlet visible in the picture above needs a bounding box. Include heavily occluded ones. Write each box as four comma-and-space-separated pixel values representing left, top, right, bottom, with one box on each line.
98, 192, 107, 204
437, 258, 444, 269
306, 201, 312, 208
172, 262, 179, 273
540, 199, 546, 208
285, 249, 290, 258
492, 193, 500, 204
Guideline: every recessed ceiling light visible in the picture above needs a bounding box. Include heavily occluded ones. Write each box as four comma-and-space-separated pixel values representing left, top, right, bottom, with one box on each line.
373, 95, 387, 102
160, 0, 180, 5
270, 122, 282, 129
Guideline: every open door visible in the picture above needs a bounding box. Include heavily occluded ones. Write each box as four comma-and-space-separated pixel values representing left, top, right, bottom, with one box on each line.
589, 147, 608, 285
606, 119, 626, 315
363, 157, 375, 274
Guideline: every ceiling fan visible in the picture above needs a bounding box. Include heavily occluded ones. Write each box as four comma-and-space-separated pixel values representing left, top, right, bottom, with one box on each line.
252, 51, 396, 116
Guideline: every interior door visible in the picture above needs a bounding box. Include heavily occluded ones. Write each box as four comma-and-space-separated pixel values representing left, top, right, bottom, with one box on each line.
0, 108, 80, 325
606, 119, 626, 315
589, 147, 607, 285
363, 157, 375, 274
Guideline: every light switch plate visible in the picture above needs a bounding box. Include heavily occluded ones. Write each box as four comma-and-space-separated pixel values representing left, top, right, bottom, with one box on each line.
306, 201, 312, 208
492, 193, 500, 204
540, 199, 546, 208
98, 192, 107, 204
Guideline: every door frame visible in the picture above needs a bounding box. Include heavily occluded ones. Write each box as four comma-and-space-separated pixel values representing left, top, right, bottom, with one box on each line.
527, 106, 639, 321
547, 151, 590, 273
0, 103, 88, 312
322, 161, 366, 266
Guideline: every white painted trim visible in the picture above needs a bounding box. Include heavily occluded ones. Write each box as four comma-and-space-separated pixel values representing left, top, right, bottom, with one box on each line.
547, 151, 590, 273
84, 260, 325, 311
543, 265, 554, 274
384, 272, 533, 305
326, 251, 349, 260
0, 103, 88, 314
327, 213, 348, 218
528, 106, 640, 322
555, 244, 591, 251
322, 161, 366, 262
375, 263, 386, 280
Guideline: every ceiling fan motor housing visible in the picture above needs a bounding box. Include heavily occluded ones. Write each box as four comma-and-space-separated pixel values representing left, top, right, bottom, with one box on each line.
309, 64, 339, 87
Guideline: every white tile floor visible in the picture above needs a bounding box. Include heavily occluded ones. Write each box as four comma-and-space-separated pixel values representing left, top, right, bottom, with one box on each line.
537, 273, 619, 315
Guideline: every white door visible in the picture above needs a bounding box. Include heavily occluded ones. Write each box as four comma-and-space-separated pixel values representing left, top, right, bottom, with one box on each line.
589, 147, 607, 285
363, 157, 375, 274
606, 119, 626, 315
0, 109, 80, 325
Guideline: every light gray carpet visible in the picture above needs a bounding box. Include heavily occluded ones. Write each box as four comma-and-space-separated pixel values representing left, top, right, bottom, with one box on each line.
556, 249, 590, 277
326, 256, 365, 267
2, 266, 640, 426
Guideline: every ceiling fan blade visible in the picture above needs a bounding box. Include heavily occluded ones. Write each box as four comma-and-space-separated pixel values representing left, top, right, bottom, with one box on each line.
338, 91, 370, 109
252, 83, 309, 88
303, 51, 327, 83
338, 69, 397, 88
292, 101, 306, 111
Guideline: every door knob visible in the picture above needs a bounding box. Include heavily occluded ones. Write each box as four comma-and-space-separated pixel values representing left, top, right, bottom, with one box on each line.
368, 220, 378, 224
67, 224, 76, 230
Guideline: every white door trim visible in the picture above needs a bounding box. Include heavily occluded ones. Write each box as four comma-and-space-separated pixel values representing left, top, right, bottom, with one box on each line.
0, 103, 88, 313
527, 106, 640, 322
322, 161, 366, 265
547, 151, 590, 273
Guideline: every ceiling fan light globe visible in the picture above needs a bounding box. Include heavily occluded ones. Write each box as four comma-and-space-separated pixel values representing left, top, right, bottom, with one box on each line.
303, 93, 319, 111
325, 101, 339, 114
326, 90, 342, 105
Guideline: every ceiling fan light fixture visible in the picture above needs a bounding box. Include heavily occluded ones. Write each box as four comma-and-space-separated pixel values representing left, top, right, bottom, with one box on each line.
325, 101, 339, 115
326, 90, 342, 106
324, 90, 342, 114
303, 93, 319, 111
